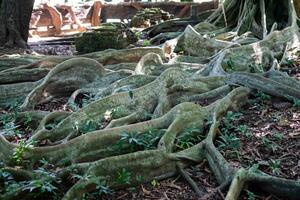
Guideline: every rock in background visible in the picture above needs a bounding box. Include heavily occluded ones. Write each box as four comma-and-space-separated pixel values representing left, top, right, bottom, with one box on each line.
130, 8, 174, 28
75, 22, 137, 54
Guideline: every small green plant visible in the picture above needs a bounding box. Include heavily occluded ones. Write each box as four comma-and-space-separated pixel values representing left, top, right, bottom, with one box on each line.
116, 168, 131, 185
285, 95, 300, 107
119, 131, 144, 150
2, 120, 21, 137
269, 159, 281, 175
261, 137, 278, 152
135, 31, 142, 39
226, 57, 236, 72
117, 129, 165, 151
176, 127, 205, 150
223, 111, 243, 130
0, 166, 60, 198
0, 170, 23, 193
143, 39, 151, 46
135, 174, 142, 182
236, 125, 252, 138
24, 113, 33, 131
151, 179, 158, 187
74, 120, 100, 134
217, 133, 241, 151
24, 178, 57, 193
67, 99, 80, 112
272, 132, 284, 141
246, 190, 256, 200
111, 106, 125, 119
281, 57, 295, 66
6, 100, 22, 115
249, 63, 264, 73
25, 167, 60, 197
255, 90, 271, 101
12, 140, 34, 164
94, 184, 112, 195
128, 90, 134, 99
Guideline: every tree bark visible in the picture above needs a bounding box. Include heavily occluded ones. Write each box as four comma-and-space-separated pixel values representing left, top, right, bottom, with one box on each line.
0, 0, 34, 48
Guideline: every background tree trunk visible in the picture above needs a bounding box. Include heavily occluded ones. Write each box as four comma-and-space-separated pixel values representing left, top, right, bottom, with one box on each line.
0, 0, 34, 48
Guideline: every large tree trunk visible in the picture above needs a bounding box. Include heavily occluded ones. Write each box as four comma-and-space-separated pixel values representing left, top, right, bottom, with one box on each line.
0, 0, 34, 48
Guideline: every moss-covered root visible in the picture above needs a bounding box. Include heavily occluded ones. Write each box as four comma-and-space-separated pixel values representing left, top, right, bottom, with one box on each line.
20, 58, 106, 110
135, 53, 201, 76
61, 87, 250, 199
62, 150, 179, 200
0, 68, 49, 84
227, 72, 300, 99
0, 135, 16, 161
83, 47, 165, 65
226, 169, 300, 200
29, 68, 227, 143
1, 47, 164, 73
0, 81, 40, 108
174, 25, 239, 58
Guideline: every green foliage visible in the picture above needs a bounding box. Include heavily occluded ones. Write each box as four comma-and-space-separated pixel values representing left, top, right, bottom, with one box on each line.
128, 90, 134, 99
218, 111, 244, 158
272, 132, 284, 141
269, 159, 281, 175
116, 168, 131, 185
176, 127, 205, 150
223, 111, 243, 130
1, 119, 21, 137
260, 137, 278, 152
143, 39, 151, 46
117, 128, 165, 151
111, 106, 125, 119
151, 179, 158, 187
74, 120, 100, 134
24, 178, 57, 194
135, 174, 142, 182
246, 190, 256, 200
285, 95, 300, 107
70, 172, 112, 198
135, 31, 142, 39
0, 166, 60, 198
5, 100, 22, 115
226, 57, 236, 72
217, 133, 241, 151
0, 170, 22, 194
281, 57, 295, 66
12, 140, 34, 164
255, 90, 271, 101
236, 125, 252, 138
23, 113, 33, 131
0, 101, 28, 138
25, 167, 60, 198
249, 63, 264, 73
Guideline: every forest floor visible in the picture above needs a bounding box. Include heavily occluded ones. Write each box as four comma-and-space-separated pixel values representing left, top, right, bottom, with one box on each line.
1, 56, 298, 200
0, 34, 299, 199
99, 59, 300, 200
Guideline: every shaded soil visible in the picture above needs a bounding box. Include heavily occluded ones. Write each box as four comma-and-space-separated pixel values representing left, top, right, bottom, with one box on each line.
35, 97, 70, 112
225, 97, 300, 180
